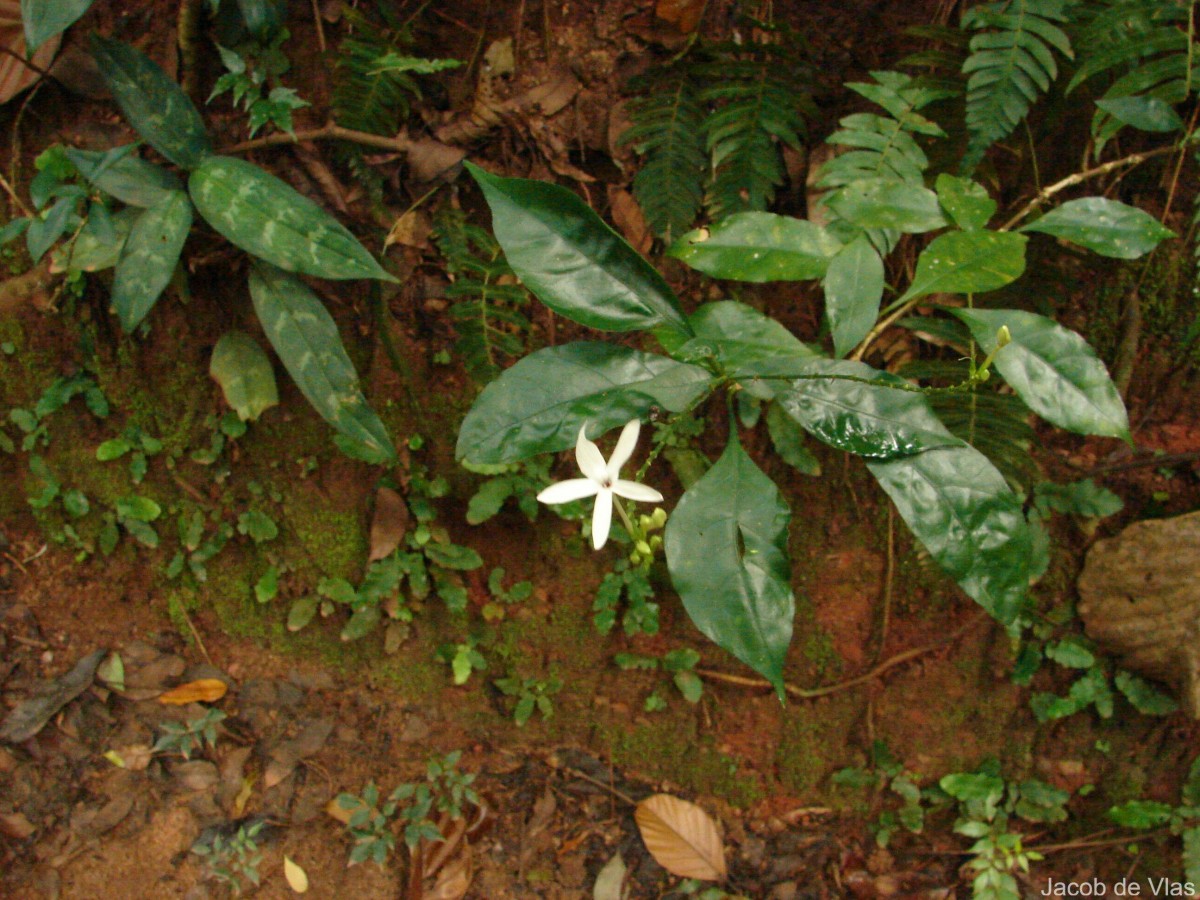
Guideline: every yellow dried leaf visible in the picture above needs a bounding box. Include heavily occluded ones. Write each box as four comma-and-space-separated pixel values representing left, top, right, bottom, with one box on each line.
156, 678, 228, 705
324, 797, 353, 825
283, 855, 309, 893
634, 793, 726, 881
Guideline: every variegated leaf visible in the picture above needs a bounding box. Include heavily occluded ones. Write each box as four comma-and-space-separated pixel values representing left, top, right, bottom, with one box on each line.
66, 146, 182, 208
111, 190, 192, 332
249, 262, 396, 461
190, 156, 395, 282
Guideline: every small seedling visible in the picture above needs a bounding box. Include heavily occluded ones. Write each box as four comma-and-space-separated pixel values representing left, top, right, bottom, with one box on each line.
494, 675, 562, 726
439, 634, 487, 685
481, 566, 532, 621
191, 820, 264, 894
614, 647, 703, 709
153, 708, 226, 759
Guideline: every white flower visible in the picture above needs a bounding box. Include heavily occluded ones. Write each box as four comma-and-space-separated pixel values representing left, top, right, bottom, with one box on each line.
537, 419, 663, 550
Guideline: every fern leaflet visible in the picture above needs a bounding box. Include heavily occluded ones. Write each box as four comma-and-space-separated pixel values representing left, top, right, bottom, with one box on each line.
433, 208, 531, 383
620, 66, 707, 243
1067, 0, 1195, 154
960, 0, 1074, 173
699, 35, 815, 220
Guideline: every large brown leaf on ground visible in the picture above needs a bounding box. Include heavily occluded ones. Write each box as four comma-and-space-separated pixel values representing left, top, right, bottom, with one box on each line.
634, 793, 727, 881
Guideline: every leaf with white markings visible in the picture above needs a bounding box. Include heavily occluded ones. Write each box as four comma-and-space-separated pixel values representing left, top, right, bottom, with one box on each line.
900, 231, 1026, 302
66, 147, 182, 208
111, 190, 192, 332
209, 331, 279, 421
90, 35, 212, 170
670, 212, 841, 282
1020, 197, 1175, 260
249, 263, 396, 460
23, 0, 93, 52
190, 156, 394, 281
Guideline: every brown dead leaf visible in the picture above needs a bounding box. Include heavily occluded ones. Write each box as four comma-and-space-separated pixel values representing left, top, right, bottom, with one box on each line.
428, 841, 472, 900
385, 209, 432, 250
608, 188, 653, 255
0, 648, 106, 743
0, 1, 60, 105
157, 678, 228, 705
522, 75, 581, 118
0, 811, 36, 839
293, 145, 349, 213
284, 855, 309, 893
264, 718, 334, 789
324, 796, 353, 826
634, 794, 727, 881
656, 0, 706, 32
369, 487, 409, 562
405, 137, 467, 183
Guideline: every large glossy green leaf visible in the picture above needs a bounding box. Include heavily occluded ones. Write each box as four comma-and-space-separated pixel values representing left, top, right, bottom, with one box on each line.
1019, 197, 1175, 260
776, 358, 962, 459
935, 174, 996, 230
826, 179, 948, 234
665, 433, 794, 697
249, 263, 396, 460
659, 301, 817, 398
669, 212, 842, 282
899, 231, 1027, 302
951, 307, 1131, 441
465, 162, 689, 336
66, 146, 182, 208
191, 157, 394, 281
111, 190, 192, 332
868, 445, 1032, 623
824, 235, 885, 359
90, 35, 212, 170
209, 331, 279, 421
23, 0, 93, 52
456, 342, 713, 465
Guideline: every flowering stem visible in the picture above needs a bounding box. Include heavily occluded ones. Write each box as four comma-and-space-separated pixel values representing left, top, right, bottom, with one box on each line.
612, 497, 636, 539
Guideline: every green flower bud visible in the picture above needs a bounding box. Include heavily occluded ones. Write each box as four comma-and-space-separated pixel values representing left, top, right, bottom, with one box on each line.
636, 540, 652, 557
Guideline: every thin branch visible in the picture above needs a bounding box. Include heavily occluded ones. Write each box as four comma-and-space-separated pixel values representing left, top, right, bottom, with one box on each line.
221, 122, 415, 156
697, 613, 987, 700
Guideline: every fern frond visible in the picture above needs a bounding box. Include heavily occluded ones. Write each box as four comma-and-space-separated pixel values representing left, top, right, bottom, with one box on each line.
433, 208, 531, 383
332, 10, 458, 137
1066, 0, 1194, 153
699, 38, 816, 220
901, 358, 1039, 489
819, 71, 953, 190
960, 0, 1075, 174
620, 67, 707, 243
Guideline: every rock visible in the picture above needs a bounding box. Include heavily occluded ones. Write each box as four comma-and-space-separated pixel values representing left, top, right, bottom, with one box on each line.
1078, 510, 1200, 716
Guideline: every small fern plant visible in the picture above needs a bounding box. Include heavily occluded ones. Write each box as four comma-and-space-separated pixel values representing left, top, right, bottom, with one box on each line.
959, 0, 1075, 173
432, 207, 532, 382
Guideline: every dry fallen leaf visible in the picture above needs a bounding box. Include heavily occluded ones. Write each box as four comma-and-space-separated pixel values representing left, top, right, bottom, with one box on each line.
369, 487, 409, 562
157, 678, 228, 705
592, 851, 627, 900
634, 793, 727, 881
325, 796, 353, 825
284, 855, 309, 893
427, 841, 472, 900
385, 209, 432, 250
656, 0, 706, 32
0, 1, 60, 106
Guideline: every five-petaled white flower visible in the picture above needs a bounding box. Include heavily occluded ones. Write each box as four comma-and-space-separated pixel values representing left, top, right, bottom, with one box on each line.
537, 419, 663, 550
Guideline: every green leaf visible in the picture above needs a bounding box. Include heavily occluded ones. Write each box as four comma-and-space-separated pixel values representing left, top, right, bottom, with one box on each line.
1095, 96, 1182, 133
62, 208, 136, 273
826, 180, 948, 234
1020, 197, 1175, 260
209, 331, 279, 422
899, 231, 1027, 302
423, 543, 483, 570
237, 509, 278, 543
868, 445, 1031, 623
765, 402, 821, 475
1114, 670, 1178, 716
669, 212, 841, 282
935, 174, 997, 231
341, 606, 381, 642
951, 307, 1131, 441
111, 191, 192, 332
22, 0, 93, 52
776, 358, 962, 459
1108, 800, 1173, 830
673, 670, 703, 704
254, 565, 278, 603
66, 147, 182, 208
62, 488, 89, 518
464, 161, 689, 336
96, 438, 132, 461
456, 342, 712, 465
1183, 756, 1200, 808
1033, 479, 1123, 518
660, 301, 817, 397
664, 432, 794, 696
116, 495, 162, 522
825, 235, 885, 359
466, 477, 514, 525
249, 263, 395, 461
26, 197, 75, 264
1185, 828, 1200, 885
190, 156, 394, 281
1045, 638, 1095, 669
90, 35, 212, 170
287, 596, 318, 631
